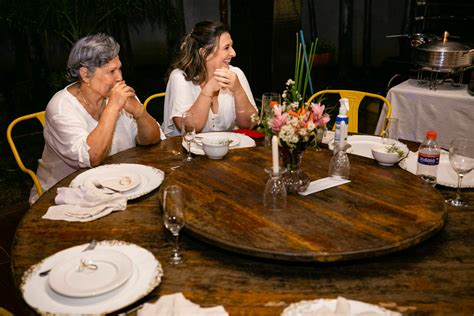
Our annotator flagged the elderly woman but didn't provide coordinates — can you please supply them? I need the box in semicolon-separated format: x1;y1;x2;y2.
162;20;258;136
30;33;162;204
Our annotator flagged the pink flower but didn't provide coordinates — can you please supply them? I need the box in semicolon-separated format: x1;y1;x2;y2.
311;102;330;127
270;106;288;133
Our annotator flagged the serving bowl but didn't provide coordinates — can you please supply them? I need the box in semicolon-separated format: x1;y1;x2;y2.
371;143;407;166
202;137;230;160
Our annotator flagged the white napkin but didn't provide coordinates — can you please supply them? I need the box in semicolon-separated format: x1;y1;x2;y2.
299;177;351;196
42;187;127;222
138;292;228;316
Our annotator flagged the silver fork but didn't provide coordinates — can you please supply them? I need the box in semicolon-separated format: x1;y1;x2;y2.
93;181;121;193
39;239;98;277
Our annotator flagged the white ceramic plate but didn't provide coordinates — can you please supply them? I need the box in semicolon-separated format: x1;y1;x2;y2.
399;151;474;188
282;297;401;316
329;135;408;160
48;249;133;298
70;164;164;200
21;240;163;315
182;132;256;155
97;173;141;193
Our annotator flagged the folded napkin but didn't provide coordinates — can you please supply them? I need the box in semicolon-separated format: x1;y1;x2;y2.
232;129;265;139
42;187;127;222
282;296;401;316
138;292;228;316
299;177;351;196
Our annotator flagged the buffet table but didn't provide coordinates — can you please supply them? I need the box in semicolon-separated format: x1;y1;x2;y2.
379;79;473;149
10;137;474;315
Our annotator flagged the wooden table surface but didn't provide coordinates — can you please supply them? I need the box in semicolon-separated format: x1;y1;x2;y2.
11;136;474;315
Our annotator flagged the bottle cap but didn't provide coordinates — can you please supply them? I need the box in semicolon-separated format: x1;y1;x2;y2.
426;130;437;139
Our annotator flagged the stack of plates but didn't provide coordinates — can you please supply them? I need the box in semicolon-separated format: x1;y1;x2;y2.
21;240;163;314
70;163;165;200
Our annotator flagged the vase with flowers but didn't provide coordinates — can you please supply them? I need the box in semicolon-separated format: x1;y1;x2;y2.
260;33;330;193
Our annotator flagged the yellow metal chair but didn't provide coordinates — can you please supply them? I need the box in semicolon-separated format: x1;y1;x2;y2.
6;111;45;197
307;90;392;135
143;92;165;110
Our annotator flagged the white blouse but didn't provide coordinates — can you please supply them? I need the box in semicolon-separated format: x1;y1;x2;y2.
30;84;140;204
162;66;256;136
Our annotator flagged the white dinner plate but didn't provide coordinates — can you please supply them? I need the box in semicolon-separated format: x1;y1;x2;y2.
48;249;133;298
70;163;164;200
282;297;401;316
399;150;474;188
182;132;256;155
329;135;407;160
21;240;163;315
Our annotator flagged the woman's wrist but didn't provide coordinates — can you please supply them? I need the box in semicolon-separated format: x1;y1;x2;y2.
200;90;213;98
134;106;146;120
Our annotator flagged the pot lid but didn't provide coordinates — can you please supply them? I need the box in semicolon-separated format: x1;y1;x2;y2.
417;31;471;53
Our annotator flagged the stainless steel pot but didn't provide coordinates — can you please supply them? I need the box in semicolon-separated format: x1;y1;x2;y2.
415;31;473;69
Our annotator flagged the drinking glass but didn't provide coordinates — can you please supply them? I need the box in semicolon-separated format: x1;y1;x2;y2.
381;118;399;145
263;167;287;211
329;142;350;179
182;112;196;162
163;185;185;264
260;92;281;146
445;139;474;207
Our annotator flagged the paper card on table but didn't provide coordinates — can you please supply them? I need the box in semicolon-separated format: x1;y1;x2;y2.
299;177;350;196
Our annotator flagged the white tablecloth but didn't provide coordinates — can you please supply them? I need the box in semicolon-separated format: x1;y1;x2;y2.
378;79;474;148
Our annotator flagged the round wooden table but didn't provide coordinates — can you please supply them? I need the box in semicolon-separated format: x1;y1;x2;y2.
11;136;473;315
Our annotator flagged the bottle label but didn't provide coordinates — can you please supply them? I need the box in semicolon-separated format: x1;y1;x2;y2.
418;152;440;165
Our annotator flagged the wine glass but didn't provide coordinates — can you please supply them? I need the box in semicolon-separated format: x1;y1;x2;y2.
181;112;195;162
381;118;399;145
260;92;281;146
445;139;474;207
163;185;185;264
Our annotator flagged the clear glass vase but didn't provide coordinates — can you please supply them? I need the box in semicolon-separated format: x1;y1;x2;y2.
280;147;311;194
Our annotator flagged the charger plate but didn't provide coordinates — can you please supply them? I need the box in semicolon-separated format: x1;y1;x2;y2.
21;240;163;315
70;163;164;199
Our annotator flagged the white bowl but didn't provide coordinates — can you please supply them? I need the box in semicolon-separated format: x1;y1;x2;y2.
371;143;406;166
202;137;230;160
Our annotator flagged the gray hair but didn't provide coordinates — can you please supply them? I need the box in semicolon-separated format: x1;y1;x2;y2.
66;33;120;82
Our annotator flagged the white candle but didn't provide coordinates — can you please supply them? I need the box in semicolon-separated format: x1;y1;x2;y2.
272;135;279;174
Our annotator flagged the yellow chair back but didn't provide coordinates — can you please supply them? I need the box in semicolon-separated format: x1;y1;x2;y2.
307;90;392;135
6;111;45;197
143;92;166;110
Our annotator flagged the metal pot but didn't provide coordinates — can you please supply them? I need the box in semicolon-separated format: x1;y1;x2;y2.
415;31;473;70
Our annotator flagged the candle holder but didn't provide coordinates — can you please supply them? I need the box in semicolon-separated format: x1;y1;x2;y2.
263;167;287;211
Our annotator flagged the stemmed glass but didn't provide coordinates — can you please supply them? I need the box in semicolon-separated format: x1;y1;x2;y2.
445;139;474;207
260;92;281;146
182;112;196;162
163;185;185;264
381;118;399;145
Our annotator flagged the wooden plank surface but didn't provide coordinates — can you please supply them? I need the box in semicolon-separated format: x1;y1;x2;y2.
10;137;474;315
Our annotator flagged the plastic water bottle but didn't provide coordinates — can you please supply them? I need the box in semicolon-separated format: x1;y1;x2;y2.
416;131;440;185
334;98;349;147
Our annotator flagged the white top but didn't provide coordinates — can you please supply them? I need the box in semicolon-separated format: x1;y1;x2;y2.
162;66;256;136
30;85;142;204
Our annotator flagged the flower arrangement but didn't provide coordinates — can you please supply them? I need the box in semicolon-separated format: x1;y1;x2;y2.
261;33;330;151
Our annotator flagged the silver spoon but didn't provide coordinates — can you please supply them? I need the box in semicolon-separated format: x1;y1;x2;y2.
39;239;98;277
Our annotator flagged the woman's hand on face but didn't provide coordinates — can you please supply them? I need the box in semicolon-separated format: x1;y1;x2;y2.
108;81;136;111
214;68;241;92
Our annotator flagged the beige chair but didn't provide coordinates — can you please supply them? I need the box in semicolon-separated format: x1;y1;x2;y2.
307;89;392;135
6;111;45;197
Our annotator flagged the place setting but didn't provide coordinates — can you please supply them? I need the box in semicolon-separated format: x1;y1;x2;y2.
180;111;256;158
20;240;163;314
